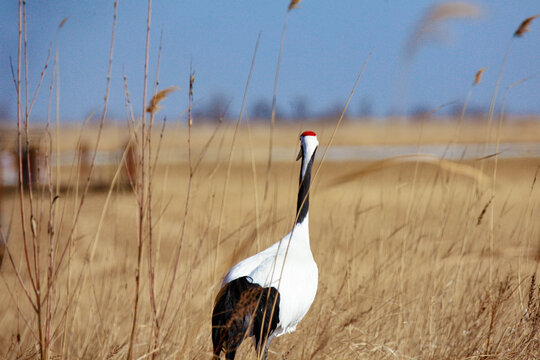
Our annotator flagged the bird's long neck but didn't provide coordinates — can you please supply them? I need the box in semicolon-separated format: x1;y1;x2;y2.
296;150;315;225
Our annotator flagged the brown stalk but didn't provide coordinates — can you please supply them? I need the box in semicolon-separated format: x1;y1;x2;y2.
147;29;166;358
50;0;118;295
446;67;485;160
123;70;137;135
39;114;92;305
27;46;52;123
214;33;261;280
22;2;41;304
1;272;39;342
48;125;138;352
488;75;535;294
41;20;67;357
127;0;151;358
479;13;538;174
157;69;206;332
16;0;36;303
159;70;195;325
15;1;46;358
264;11;290;201
22;1;118;357
245;114;262;252
477;196;494;225
1;229;37;312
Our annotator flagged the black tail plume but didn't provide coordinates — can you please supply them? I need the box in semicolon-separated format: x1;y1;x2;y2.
212;277;280;359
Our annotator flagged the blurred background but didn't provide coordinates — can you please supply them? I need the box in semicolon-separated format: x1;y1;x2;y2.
0;0;539;122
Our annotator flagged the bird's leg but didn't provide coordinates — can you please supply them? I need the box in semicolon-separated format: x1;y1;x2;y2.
225;349;236;360
260;334;275;360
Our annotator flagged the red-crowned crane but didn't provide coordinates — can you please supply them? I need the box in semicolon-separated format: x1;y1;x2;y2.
212;131;319;359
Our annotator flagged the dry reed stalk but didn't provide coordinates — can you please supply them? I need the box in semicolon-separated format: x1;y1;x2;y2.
127;0;151;357
41;19;69;356
123;71;137;134
245;114;262;252
145;31;172;355
48;1;118;304
27;47;51;122
158;125;225;349
150;115;168;262
86;131;139;260
42;2;118;357
158;69;197;352
16;0;36;308
158;73;195;326
15;1;47;357
0;228;36;313
477;196;494;225
0;163;2;270
0;237;4;270
57;119;92;358
446;67;485;159
264;9;292;201
3;0;117;357
328;154;489;187
479;34;511;284
214;34;261;280
478;13;539;174
0;265;39;341
146;31;171;357
491;76;535;306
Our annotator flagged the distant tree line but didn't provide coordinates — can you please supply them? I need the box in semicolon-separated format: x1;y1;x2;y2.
191;93;377;122
191;92;493;123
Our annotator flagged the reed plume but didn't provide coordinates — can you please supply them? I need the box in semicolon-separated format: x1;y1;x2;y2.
145;86;178;114
473;67;486;86
405;1;482;58
58;17;68;29
514;14;540;37
288;0;302;11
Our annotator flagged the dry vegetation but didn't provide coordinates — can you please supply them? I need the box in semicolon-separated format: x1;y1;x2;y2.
2;1;540;359
1;122;540;359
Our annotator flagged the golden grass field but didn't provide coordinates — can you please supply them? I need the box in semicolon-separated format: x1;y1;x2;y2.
1;120;539;359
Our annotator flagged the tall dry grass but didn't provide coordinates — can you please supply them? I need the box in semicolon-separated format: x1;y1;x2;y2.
1;123;540;359
1;1;540;359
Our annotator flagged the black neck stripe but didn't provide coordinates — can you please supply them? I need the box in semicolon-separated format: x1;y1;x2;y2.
296;149;315;224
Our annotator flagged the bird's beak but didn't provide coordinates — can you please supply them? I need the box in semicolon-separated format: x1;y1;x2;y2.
296;148;303;161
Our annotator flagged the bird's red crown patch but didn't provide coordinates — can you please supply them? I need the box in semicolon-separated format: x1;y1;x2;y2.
301;130;317;137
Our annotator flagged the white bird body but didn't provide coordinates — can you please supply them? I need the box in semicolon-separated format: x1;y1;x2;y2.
223;215;318;336
212;131;319;359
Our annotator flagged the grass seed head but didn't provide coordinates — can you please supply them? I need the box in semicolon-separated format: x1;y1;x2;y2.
406;1;482;58
473;67;486;85
515;14;540;37
288;0;302;11
58;17;69;29
146;86;179;114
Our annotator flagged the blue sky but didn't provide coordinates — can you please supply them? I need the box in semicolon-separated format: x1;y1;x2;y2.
1;0;539;121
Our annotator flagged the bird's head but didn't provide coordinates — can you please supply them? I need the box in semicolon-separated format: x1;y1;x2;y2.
296;130;319;162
